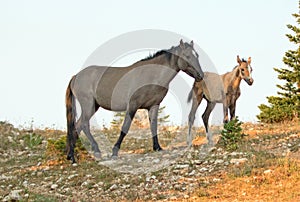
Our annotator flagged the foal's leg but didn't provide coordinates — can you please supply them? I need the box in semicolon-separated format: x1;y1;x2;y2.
187;94;202;147
202;102;216;145
76;102;101;159
112;109;137;157
148;105;162;151
229;101;237;120
223;100;229;123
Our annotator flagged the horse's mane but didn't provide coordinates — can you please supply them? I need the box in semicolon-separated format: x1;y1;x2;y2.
139;47;174;62
134;42;192;64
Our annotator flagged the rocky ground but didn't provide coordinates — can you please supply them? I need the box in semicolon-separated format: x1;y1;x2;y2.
0;121;300;201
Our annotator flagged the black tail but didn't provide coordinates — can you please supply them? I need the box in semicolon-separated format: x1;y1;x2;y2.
66;75;77;163
187;89;193;103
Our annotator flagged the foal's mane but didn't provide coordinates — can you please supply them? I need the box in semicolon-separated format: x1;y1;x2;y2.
232;58;247;70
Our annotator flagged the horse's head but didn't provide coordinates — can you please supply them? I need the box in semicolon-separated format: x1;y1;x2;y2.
237;55;254;86
176;39;204;81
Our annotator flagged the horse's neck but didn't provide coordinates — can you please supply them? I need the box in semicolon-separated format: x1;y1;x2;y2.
131;54;179;83
225;67;242;91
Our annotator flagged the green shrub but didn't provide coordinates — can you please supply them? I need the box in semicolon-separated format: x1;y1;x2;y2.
257;96;299;123
24;133;43;149
218;117;244;151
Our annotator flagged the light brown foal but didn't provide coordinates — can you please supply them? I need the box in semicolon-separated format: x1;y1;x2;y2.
187;55;253;146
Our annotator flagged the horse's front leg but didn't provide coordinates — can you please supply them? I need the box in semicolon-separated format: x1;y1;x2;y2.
148;105;162;151
112;109;136;157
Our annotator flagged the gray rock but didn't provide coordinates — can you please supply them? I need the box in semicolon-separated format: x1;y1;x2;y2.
51;184;58;190
214;159;224;164
109;184;118;191
10;189;22;201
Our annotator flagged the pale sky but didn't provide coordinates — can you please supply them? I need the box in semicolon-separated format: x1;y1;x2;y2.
0;1;297;129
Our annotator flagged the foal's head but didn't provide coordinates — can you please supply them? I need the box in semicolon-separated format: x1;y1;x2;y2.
236;55;254;85
176;39;204;81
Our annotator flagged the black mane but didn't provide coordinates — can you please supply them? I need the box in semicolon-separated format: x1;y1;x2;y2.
140;50;170;62
138;45;181;63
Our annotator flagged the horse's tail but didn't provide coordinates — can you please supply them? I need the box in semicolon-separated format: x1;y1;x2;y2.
187;89;193;103
66;75;78;163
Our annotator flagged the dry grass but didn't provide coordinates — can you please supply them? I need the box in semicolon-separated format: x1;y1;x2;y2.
192;158;300;201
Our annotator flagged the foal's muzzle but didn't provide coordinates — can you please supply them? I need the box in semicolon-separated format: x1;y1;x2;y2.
244;77;254;86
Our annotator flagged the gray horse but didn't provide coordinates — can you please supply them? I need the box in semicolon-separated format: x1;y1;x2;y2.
65;40;204;163
187;56;253;146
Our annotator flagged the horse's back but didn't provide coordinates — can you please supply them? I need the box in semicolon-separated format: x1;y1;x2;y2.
71;66;108;97
195;72;224;103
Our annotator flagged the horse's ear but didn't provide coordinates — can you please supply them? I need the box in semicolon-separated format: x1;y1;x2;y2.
248;57;252;64
190;40;194;47
237;55;242;65
180;39;185;49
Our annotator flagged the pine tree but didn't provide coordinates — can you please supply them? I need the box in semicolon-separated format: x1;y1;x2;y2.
257;2;300;123
110;106;169;128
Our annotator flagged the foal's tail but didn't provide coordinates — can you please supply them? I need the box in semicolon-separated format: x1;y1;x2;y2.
65;75;78;163
187;89;193;103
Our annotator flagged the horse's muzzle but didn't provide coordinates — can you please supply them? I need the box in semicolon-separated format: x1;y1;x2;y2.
195;72;204;82
245;77;254;86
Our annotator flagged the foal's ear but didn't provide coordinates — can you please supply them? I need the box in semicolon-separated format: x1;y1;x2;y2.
190;40;194;47
180;39;185;49
237;55;242;65
248;57;252;64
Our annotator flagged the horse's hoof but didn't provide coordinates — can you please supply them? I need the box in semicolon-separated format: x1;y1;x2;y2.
112;146;119;157
154;147;163;151
111;155;118;160
94;152;102;160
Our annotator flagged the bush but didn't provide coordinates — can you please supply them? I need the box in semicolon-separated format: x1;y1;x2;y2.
257;96;299;123
218;117;244;151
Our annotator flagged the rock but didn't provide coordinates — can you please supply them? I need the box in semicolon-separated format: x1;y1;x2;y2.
152;159;160;164
264;169;273;174
230;151;239;156
146;175;156;182
193;160;202;165
230;158;248;165
109;184;118;191
51;184;58;190
37;172;43;177
81;181;89;187
174;164;189;169
10;190;22;201
68;174;78;180
7;136;14;143
214;159;224;164
184;194;189;199
23;180;28;187
188;170;196;176
199;167;208;172
2;195;10;202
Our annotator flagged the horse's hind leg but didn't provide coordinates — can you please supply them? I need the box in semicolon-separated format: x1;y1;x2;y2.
202;102;216;145
112;109;137;157
76;101;101;159
188;94;202;147
148;105;162;151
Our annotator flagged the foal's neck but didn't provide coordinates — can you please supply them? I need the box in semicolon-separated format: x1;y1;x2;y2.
229;67;242;90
